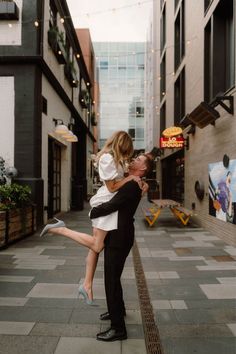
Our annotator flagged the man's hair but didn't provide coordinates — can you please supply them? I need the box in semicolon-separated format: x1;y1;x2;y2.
143;153;154;176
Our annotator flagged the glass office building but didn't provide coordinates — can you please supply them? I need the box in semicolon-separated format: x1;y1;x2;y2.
94;42;145;150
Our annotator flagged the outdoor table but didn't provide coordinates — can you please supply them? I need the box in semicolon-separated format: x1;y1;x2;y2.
142;199;193;226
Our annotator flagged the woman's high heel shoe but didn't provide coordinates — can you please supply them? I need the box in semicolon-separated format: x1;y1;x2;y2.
39;218;65;237
78;285;94;305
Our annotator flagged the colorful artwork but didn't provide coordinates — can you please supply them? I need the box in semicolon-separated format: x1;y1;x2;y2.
209;159;236;224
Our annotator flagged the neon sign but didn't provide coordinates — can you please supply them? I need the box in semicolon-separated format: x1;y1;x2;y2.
160;136;185;148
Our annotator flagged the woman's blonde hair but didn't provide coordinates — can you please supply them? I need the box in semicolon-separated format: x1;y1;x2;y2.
97;131;133;167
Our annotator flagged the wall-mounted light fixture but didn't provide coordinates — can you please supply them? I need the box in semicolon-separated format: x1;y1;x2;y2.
53;118;78;143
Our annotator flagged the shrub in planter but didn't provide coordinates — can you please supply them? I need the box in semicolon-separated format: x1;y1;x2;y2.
0;183;31;210
0;184;36;248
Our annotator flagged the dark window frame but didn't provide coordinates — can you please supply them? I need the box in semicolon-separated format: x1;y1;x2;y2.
160;102;166;134
204;0;235;102
174;0;185;71
160;53;166;101
174;68;185;125
160;3;166;53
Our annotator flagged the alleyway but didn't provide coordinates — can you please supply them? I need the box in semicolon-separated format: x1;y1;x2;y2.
0;201;235;354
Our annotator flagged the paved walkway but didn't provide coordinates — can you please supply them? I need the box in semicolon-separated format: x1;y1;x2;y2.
0;201;236;354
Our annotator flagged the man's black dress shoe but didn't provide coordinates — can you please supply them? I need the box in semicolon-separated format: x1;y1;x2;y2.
100;311;126;321
96;328;127;342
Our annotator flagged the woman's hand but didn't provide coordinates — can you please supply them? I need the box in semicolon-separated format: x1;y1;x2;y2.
126;175;142;189
141;181;149;196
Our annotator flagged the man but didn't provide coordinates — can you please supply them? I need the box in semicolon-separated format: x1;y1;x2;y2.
90;154;153;342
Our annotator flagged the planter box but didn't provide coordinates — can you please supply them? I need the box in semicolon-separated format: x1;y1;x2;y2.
48;29;67;65
64;64;78;87
0;1;19;20
0;205;36;249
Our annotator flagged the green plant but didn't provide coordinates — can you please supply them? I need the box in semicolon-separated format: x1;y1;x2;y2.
0;183;31;210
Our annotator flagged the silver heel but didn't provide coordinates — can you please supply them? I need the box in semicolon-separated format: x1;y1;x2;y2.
78;285;95;305
39;218;65;237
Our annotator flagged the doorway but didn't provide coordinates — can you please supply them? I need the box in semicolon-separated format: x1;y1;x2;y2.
162;150;184;203
48;138;61;218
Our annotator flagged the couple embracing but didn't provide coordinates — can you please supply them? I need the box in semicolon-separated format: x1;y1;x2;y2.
40;131;153;341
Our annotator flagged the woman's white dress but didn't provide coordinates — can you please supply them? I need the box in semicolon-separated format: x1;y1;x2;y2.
89;153;124;231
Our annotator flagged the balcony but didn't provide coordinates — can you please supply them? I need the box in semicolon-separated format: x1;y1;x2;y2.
48;26;67;65
0;1;19;20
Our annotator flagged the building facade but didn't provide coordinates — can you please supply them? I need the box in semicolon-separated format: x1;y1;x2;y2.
146;0;235;244
94;42;145;150
76;28;100;196
0;0;96;225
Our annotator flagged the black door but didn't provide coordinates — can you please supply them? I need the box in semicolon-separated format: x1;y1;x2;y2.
48;138;61;218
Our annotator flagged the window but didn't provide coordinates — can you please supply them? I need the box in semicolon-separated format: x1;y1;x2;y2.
160;0;165;9
160;4;166;52
49;0;57;27
128;128;135;138
100;61;108;69
174;0;185;70
160;53;166;101
175;0;180;9
204;0;211;13
136;106;144;116
204;0;234;102
160;103;166;134
42;96;47;115
174;68;185;125
136;128;144;139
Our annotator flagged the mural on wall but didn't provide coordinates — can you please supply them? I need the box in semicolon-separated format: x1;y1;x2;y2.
209;159;236;224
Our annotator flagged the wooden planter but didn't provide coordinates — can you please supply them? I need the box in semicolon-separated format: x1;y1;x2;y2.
0;205;36;249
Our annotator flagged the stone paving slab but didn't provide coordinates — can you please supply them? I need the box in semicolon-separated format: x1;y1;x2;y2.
0;202;235;354
0;335;59;354
162;337;236;354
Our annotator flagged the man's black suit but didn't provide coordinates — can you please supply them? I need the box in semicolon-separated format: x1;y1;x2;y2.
90;180;142;332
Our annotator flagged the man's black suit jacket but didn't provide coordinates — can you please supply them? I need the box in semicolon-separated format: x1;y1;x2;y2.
90;180;142;248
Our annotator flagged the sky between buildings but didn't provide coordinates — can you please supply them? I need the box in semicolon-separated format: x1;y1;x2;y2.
67;0;153;42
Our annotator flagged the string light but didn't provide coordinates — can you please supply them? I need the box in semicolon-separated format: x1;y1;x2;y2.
60;17;65;23
76;54;80;58
34;20;39;27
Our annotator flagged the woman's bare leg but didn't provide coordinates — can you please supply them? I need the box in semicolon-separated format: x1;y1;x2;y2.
82;249;99;301
49;227;107;253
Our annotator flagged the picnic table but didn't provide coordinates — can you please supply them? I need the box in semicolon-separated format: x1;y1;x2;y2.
142;199;193;226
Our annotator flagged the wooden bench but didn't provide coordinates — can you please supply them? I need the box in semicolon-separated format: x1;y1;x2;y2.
142;206;161;227
170;205;193;226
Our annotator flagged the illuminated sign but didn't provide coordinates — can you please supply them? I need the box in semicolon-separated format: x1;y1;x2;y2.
160;136;185;148
162;126;183;138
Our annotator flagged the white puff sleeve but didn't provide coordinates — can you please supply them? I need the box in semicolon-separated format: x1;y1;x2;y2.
98;153;118;181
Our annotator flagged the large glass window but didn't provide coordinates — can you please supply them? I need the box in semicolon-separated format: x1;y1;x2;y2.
160;53;166;101
174;0;185;70
160;4;166;53
204;0;234;102
160;102;166;134
174;68;185;125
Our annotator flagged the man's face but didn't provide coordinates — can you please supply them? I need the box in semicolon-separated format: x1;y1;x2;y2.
129;155;147;175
